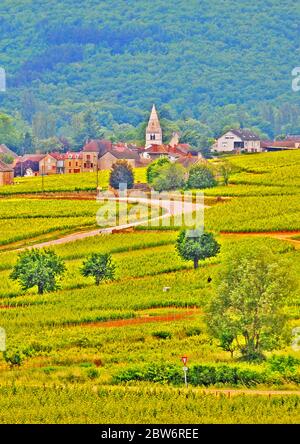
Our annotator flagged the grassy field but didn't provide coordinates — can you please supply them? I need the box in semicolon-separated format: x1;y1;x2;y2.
0;151;300;423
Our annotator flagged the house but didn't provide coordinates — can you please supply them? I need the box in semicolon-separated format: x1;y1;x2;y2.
145;105;163;147
14;154;45;177
261;140;300;151
213;129;262;153
39;154;59;175
0;160;14;186
63;152;82;174
98;148;139;169
82;140;113;172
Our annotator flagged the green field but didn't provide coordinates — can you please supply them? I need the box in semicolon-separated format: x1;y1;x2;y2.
0;151;300;423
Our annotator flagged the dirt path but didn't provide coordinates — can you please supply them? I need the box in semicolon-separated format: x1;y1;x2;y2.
19;196;205;250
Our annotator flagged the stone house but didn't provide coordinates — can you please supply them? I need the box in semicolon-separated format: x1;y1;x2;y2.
0;160;14;186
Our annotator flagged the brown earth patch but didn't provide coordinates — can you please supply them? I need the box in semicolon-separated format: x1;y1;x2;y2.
78;309;200;329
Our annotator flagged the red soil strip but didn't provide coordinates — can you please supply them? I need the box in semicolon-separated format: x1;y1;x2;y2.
79;309;200;329
0;305;17;310
221;231;300;237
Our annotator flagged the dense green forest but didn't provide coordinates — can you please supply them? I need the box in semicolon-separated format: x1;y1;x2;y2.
1;0;300;153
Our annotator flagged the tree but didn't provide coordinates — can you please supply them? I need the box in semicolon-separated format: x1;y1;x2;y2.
0;153;13;165
187;164;217;189
81;253;116;286
176;230;220;269
206;248;296;361
152;162;185;192
23;131;34;153
109;160;134;189
146;157;170;184
219;161;232;186
0;113;20;148
10;249;66;295
74;110;104;147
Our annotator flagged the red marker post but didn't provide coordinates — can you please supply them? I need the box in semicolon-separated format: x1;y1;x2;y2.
181;355;188;388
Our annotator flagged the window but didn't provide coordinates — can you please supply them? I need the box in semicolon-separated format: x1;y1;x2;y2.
84;163;86;168
87;155;90;160
75;162;78;167
150;134;156;141
69;162;71;167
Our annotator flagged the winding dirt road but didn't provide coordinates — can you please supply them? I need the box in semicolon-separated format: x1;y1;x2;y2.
24;196;205;249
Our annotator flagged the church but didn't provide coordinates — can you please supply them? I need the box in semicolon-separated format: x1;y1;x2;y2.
143;105;198;166
145;105;163;148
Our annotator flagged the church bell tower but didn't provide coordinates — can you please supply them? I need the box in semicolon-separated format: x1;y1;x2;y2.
145;105;163;147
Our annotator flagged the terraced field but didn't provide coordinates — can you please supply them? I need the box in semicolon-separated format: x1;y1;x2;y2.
0;151;300;423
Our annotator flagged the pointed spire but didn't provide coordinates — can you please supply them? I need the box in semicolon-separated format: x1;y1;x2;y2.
146;104;162;133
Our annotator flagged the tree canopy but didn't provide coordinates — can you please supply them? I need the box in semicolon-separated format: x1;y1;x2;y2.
206;247;297;361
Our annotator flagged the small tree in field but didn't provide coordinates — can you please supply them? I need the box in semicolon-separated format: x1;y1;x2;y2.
10;249;65;295
219;161;232;186
206;248;296;361
152;162;185;192
81;253;116;286
176;230;220;269
146;157;170;184
187;164;217;189
109;160;134;190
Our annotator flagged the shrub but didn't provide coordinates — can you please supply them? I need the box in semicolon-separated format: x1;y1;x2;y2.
86;368;100;379
268;355;300;374
185;327;202;337
152;331;172;340
3;348;24;368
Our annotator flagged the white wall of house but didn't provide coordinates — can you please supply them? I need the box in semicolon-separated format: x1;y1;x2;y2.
215;131;242;152
213;131;262;153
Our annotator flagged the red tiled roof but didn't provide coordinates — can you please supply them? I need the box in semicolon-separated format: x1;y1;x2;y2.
83;139;113;154
261;140;297;148
145;144;169;154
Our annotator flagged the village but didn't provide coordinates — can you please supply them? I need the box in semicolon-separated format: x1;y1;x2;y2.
1;105;300;187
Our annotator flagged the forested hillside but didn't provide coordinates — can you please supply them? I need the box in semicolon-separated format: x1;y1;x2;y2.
1;0;300;152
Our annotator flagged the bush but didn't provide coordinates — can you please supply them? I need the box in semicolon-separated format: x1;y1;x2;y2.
152;331;172;340
3;348;24;368
114;363;266;387
86;368;100;379
185;327;202;337
187;164;217;189
268;355;300;374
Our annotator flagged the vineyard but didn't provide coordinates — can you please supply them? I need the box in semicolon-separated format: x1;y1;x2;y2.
0;151;300;423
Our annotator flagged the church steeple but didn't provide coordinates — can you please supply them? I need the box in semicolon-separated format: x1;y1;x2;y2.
145;104;163;147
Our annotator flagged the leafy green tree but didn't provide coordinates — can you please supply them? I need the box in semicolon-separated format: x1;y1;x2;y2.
187;164;217;189
81;253;116;286
0;113;20;148
206;248;296;361
146;157;170;184
176;230;220;269
0;153;13;164
23;131;34;153
109;160;134;189
10;249;66;295
152;162;185;192
219;161;232;186
74;110;104;147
